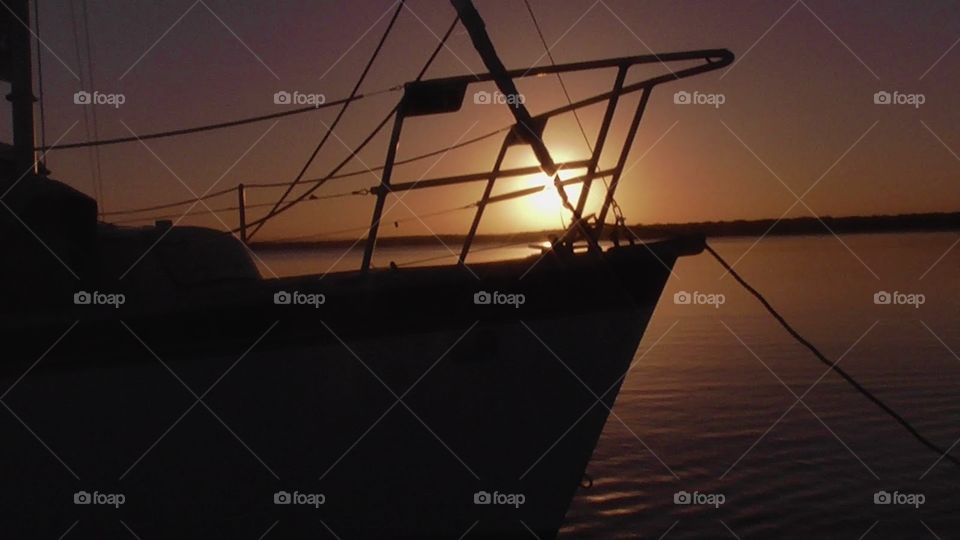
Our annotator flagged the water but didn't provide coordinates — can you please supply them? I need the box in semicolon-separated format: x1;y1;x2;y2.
255;233;960;538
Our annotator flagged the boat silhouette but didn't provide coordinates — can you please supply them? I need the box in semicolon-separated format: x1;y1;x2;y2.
0;0;732;537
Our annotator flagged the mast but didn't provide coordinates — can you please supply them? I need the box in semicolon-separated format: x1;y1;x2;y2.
0;0;37;178
450;0;557;177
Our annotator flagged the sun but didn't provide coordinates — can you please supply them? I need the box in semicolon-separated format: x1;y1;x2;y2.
524;167;585;225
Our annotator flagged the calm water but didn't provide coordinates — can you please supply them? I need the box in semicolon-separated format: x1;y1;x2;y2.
256;233;960;539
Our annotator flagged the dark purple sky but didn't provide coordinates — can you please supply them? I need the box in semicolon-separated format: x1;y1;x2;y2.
6;0;960;240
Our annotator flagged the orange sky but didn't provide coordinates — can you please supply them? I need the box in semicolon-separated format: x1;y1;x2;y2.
5;0;960;241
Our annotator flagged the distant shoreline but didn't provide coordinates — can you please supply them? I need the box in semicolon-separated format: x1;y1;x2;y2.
249;211;960;250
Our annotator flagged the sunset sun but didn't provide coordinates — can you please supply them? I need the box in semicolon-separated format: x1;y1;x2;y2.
521;165;586;227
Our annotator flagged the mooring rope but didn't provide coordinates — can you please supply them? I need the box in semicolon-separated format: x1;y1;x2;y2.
704;242;960;470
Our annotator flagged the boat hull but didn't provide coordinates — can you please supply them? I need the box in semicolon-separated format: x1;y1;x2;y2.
0;239;700;538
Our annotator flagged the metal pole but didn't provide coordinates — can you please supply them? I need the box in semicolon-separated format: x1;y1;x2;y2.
450;0;558;176
574;66;628;218
238;183;247;245
459;138;510;264
361;110;405;272
596;87;652;236
375;159;591;195
3;0;36;178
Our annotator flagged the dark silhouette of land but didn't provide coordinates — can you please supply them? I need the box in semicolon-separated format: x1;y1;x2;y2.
250;211;960;250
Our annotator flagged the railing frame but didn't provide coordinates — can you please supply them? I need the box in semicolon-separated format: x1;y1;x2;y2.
358;49;734;270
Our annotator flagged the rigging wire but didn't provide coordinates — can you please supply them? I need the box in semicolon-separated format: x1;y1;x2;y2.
522;0;592;154
237;14;462;237
100;185;236;216
237;104;396;235
521;0;626;224
108;188;369;225
100;125;506;218
80;0;105;212
250;0;408;241
42;10;458;156
36;86;402;151
32;0;47;171
247;125;505;186
68;0;102;209
705;243;960;471
390;203;474;225
258;202;474;245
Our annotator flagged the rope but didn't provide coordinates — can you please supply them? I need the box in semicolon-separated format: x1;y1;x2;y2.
252;0;407;240
239;13;461;238
100;125;506;219
522;0;592;154
68;0;102;208
248;201;474;245
80;0;104;211
244;125;506;186
37;87;400;151
100;186;236;216
522;0;624;224
392;203;474;224
109;189;367;225
705;242;960;470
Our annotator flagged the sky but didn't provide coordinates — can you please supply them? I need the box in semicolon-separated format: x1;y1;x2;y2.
5;0;960;241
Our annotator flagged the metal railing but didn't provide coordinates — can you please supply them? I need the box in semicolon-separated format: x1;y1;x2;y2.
359;49;734;270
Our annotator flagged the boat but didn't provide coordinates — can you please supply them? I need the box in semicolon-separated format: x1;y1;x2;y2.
0;0;732;537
